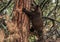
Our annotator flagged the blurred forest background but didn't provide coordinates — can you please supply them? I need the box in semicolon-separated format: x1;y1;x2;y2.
0;0;60;42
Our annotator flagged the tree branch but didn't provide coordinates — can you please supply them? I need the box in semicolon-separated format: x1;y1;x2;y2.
0;0;12;13
47;0;58;16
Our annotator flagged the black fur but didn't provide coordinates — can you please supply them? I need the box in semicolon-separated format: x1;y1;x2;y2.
22;6;43;34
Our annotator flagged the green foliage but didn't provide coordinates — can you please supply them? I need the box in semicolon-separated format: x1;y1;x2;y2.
29;35;36;42
0;0;14;35
0;0;60;41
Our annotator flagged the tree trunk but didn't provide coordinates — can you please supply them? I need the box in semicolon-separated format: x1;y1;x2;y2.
12;0;43;42
12;0;31;42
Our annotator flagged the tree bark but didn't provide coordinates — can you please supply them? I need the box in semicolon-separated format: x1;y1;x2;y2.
12;0;31;42
12;0;43;42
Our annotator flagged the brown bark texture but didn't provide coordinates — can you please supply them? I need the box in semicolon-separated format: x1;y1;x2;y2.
12;0;31;42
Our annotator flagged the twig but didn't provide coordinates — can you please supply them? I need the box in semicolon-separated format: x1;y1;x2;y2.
0;0;12;13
